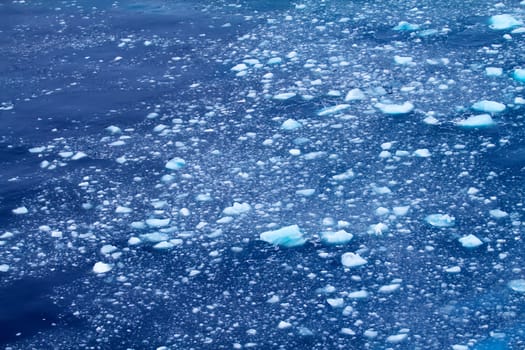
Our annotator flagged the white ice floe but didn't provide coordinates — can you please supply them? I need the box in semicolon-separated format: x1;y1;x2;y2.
394;55;413;65
100;245;117;255
93;262;112;274
508;279;525;292
321;230;353;245
231;63;248;72
456;114;495;128
140;232;170;243
413;148;431;157
375;102;414;115
393;21;420;31
153;241;175;250
0;264;10;272
223;202;251;215
165;157;186;170
71;151;87;160
317;104;350;116
514;68;525;83
260;225;306;247
393;206;410;216
332;169;354;181
459;234;483;248
471;100;506;113
489;209;508;219
344;88;365;101
347;290;369;299
296;188;315;196
386;333;408;343
341;252;367;267
445;266;461;273
273;92;296;100
278;321;292;329
12;206;28;215
281;119;302;131
326;298;344;308
425;214;455;227
489;14;523;30
378;284;401;293
485;67;503;76
145;218;171;228
368;223;388;235
115;206;133;214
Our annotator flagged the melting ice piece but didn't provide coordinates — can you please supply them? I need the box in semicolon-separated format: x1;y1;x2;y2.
425;214;455;227
375;102;414;115
386;333;408;343
347;290;369;299
341;252;367;267
321;230;354;245
231;63;248;72
485;67;503;76
223;202;251;215
456;114;495;128
489;209;508;219
93;262;112;274
273;92;296;100
145;218;171;228
378;284;401;293
394;55;413;65
317;104;350;116
471;100;505;113
281;119;302;131
413;149;431;157
260;225;306;247
508;279;525;293
513;69;525;83
332;169;354;181
296;188;315;196
459;234;483;248
165;157;186;170
489;14;523;30
393;21;420;31
140;232;170;242
344;88;365;101
12;206;28;215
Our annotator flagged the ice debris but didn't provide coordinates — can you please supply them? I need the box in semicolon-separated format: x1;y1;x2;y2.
508;279;525;293
273;92;296;100
93;262;112;274
165;157;186;170
393;21;420;31
456;114;495;128
386;333;408;343
489;209;508;219
459;234;483;248
145;218;171;228
485;67;503;77
489;14;523;30
260;225;306;247
471;100;505;113
425;214;455;227
341;252;367;268
344;88;365;101
317;104;350;116
513;68;525;83
375;102;414;115
223;202;251;215
281;119;302;131
320;230;353;245
12;206;28;215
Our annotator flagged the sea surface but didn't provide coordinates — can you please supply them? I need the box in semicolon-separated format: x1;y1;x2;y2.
1;1;525;349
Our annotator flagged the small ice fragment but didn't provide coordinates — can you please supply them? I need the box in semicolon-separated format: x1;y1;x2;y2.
165;157;186;170
489;14;523;30
394;55;413;65
340;328;355;336
106;125;121;134
513;69;525;83
423;116;440;125
508;279;525;292
267;57;282;65
153;241;175;250
140;232;170;243
490;209;508;219
414;148;431;157
12;206;28;215
317;104;350;116
332;169;354;181
93;262;112;274
296;188;315;196
128;237;141;245
29;146;46;153
273;92;296;100
100;245;117;255
145;218;171;228
393;21;420;31
303;151;326;160
445;266;461;273
344;88;365;101
223;202;251;215
115;206;133;214
471;100;506;113
71;152;87;160
0;264;10;272
452;345;469;350
321;230;353;245
260;225;306;247
485;67;503;76
231;63;248;72
278;321;292;329
379;284;400;293
347;290;369;299
425;214;455;227
393;206;410;216
341;252;367;267
364;330;378;338
459;234;483;248
386;333;408;343
456;114;495;128
375;102;414;115
327;298;344;308
281;119;302;131
368;223;388;235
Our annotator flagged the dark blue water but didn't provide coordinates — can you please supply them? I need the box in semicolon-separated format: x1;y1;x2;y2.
2;0;525;349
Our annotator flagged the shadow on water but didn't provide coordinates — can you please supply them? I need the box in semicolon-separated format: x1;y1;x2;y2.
0;269;85;345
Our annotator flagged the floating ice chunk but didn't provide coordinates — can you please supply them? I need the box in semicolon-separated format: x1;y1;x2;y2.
71;152;87;160
386;333;408;343
452;345;469;350
445;266;461;273
364;330;378;338
379;283;401;293
375;207;389;216
341;252;367;267
165;157;186;170
0;263;10;273
394;55;413;65
425;214;455;227
344;88;365;101
12;206;28;215
153;241;175;250
485;67;503;76
368;223;388;235
513;68;525;83
106;125;121;134
303;151;326;160
489;14;523;30
332;169;354;181
423;116;440;125
223;202;251;215
231;63;248;72
140;232;170;243
393;206;410;216
260;225;306;247
29;146;46;153
115;206;133;214
489;209;508;219
321;230;353;245
456;114;495;128
128;237;141;245
327;298;344;308
373;186;391;195
375;102;414;115
145;218;171;228
296;188;315;196
267;57;282;65
317;104;350;116
93;262;112;274
278;321;292;329
281;119;302;131
100;245;117;255
347;290;369;299
414;149;431;157
273;92;296;100
508;279;525;292
340;328;355;336
471;100;506;113
393;21;420;31
459;234;483;248
327;90;341;97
